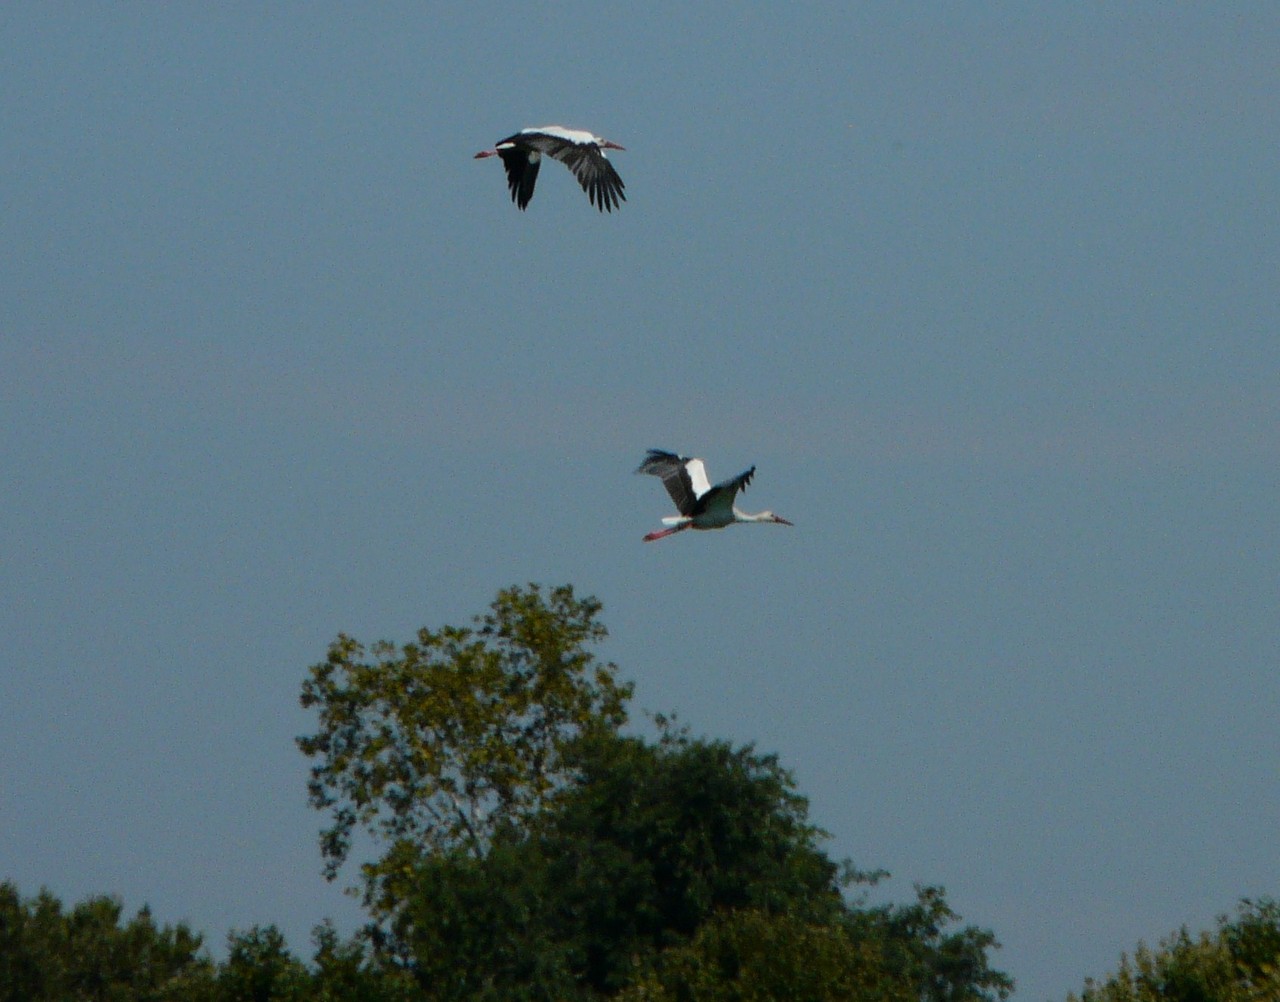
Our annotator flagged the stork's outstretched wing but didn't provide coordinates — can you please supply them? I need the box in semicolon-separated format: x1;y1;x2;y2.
636;449;711;516
549;142;626;212
497;146;541;209
694;466;755;519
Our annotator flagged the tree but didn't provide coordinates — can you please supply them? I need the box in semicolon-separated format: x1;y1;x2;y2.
297;583;633;908
389;726;849;999
297;584;1012;1000
390;839;587;1001
617;908;917;1002
541;726;850;987
1220;898;1280;991
216;926;310;1002
308;921;417;1002
0;881;215;1002
1069;899;1280;1002
0;882;430;1002
852;883;1013;1002
388;726;1012;1001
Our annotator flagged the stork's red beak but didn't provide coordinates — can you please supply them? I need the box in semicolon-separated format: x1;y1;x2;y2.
774;515;794;526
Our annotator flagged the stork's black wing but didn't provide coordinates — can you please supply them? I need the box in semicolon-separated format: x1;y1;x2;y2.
693;467;755;517
637;449;701;516
550;144;626;212
498;146;541;210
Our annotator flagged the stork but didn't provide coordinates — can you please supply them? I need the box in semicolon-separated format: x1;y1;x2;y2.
474;126;626;212
637;449;794;542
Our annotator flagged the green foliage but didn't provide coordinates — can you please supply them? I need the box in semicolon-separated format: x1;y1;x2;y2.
392;840;587;1001
0;881;214;1002
0;883;426;1002
385;726;1011;1001
217;926;310;1002
541;727;849;981
851;883;1013;1002
309;920;418;1002
390;727;848;997
293;585;1014;1000
210;923;418;1002
389;726;849;998
1220;899;1280;990
617;908;917;1002
297;583;633;904
1069;899;1280;1002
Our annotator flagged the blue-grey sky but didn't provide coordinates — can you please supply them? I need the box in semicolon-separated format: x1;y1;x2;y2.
3;6;1277;999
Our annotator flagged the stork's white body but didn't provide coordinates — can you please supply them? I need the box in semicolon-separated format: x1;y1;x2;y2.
636;449;793;542
474;125;626;212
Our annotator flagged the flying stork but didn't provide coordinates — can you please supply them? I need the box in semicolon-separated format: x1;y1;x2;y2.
637;449;794;542
474;126;626;212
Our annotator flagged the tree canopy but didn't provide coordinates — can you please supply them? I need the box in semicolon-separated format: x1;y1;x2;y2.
1069;899;1280;1002
616;908;916;1002
0;882;414;1002
0;881;210;1002
391;726;858;997
296;584;1015;999
297;583;632;903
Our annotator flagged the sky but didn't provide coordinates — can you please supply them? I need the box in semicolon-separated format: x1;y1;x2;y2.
2;5;1277;999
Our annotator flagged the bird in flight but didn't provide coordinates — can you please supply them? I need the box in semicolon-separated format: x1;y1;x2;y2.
474;126;626;212
636;449;793;542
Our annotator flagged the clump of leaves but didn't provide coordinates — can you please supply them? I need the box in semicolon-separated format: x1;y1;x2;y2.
298;583;631;908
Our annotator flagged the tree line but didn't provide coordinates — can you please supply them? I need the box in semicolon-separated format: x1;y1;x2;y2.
3;584;1274;1000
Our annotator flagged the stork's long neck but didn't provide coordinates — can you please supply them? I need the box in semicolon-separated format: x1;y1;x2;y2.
733;507;772;523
